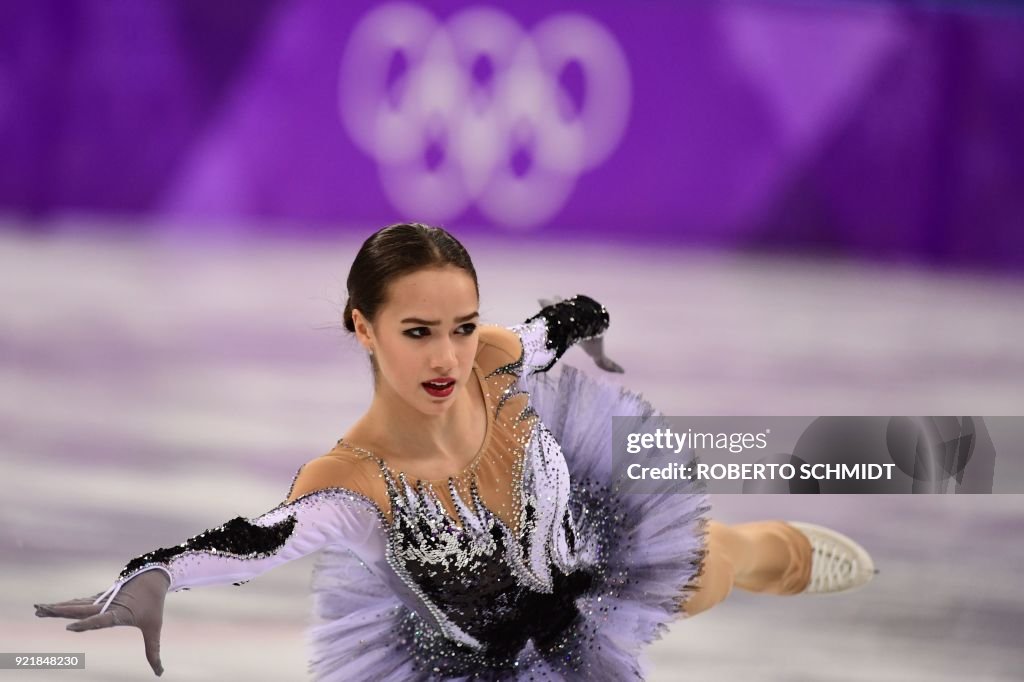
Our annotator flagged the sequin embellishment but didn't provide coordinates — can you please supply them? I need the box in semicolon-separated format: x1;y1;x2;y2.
118;516;298;579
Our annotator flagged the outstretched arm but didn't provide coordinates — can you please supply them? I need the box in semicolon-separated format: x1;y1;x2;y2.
34;458;379;676
512;294;621;375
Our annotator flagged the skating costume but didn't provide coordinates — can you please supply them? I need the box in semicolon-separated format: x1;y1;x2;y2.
93;296;709;680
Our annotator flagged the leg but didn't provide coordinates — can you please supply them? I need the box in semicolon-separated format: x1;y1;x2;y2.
681;520;812;617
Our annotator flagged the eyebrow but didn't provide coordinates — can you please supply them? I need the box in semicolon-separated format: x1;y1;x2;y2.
400;312;480;325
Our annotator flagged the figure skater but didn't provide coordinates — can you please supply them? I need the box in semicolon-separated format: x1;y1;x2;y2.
34;223;876;679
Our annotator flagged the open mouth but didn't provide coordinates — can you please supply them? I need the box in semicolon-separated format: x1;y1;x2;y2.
422;380;455;398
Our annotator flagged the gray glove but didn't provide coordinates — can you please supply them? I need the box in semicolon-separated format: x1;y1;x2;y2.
538;296;624;373
34;569;171;676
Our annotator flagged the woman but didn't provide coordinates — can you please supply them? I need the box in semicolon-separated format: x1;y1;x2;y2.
34;224;876;680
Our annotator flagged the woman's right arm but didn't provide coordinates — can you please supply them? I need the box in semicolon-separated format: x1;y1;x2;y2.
34;456;379;676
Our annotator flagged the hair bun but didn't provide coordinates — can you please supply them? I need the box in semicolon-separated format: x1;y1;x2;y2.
342;297;355;333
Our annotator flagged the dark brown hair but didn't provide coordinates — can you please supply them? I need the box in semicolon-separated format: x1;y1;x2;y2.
343;223;479;333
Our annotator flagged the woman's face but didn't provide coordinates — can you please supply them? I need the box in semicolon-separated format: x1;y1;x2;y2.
355;265;480;417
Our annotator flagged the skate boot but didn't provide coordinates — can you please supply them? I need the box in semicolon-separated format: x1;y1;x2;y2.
788;521;877;595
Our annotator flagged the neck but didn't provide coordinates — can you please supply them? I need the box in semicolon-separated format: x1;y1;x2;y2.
359;374;478;463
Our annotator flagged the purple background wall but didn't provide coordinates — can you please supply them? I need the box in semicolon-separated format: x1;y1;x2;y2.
1;0;1022;268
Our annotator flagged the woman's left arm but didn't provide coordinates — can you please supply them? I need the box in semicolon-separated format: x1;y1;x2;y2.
512;294;622;375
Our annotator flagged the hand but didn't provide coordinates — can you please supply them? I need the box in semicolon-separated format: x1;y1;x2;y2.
34;569;171;676
538;296;624;373
580;336;624;373
537;295;564;309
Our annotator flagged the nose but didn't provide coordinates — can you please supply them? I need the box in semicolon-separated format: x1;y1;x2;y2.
430;337;458;373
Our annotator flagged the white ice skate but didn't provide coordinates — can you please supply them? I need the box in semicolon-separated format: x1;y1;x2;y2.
788;521;877;595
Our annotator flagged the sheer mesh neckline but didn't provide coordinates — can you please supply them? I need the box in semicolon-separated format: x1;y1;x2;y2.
337;363;494;485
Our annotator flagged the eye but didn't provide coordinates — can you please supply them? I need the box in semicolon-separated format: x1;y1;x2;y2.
456;323;478;335
403;327;430;339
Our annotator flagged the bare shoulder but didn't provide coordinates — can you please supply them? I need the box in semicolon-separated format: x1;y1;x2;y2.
476;325;523;374
285;447;377;504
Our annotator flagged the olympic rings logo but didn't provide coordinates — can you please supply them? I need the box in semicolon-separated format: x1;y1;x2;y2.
338;3;632;229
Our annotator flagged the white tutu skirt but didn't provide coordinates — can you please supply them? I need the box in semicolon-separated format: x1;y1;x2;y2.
305;365;709;680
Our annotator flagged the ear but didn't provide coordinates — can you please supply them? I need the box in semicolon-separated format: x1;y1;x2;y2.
351;308;375;352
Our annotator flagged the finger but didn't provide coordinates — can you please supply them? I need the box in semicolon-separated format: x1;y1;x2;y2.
35;593;105;610
36;602;102;619
141;623;164;676
598;357;624;373
66;611;119;632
